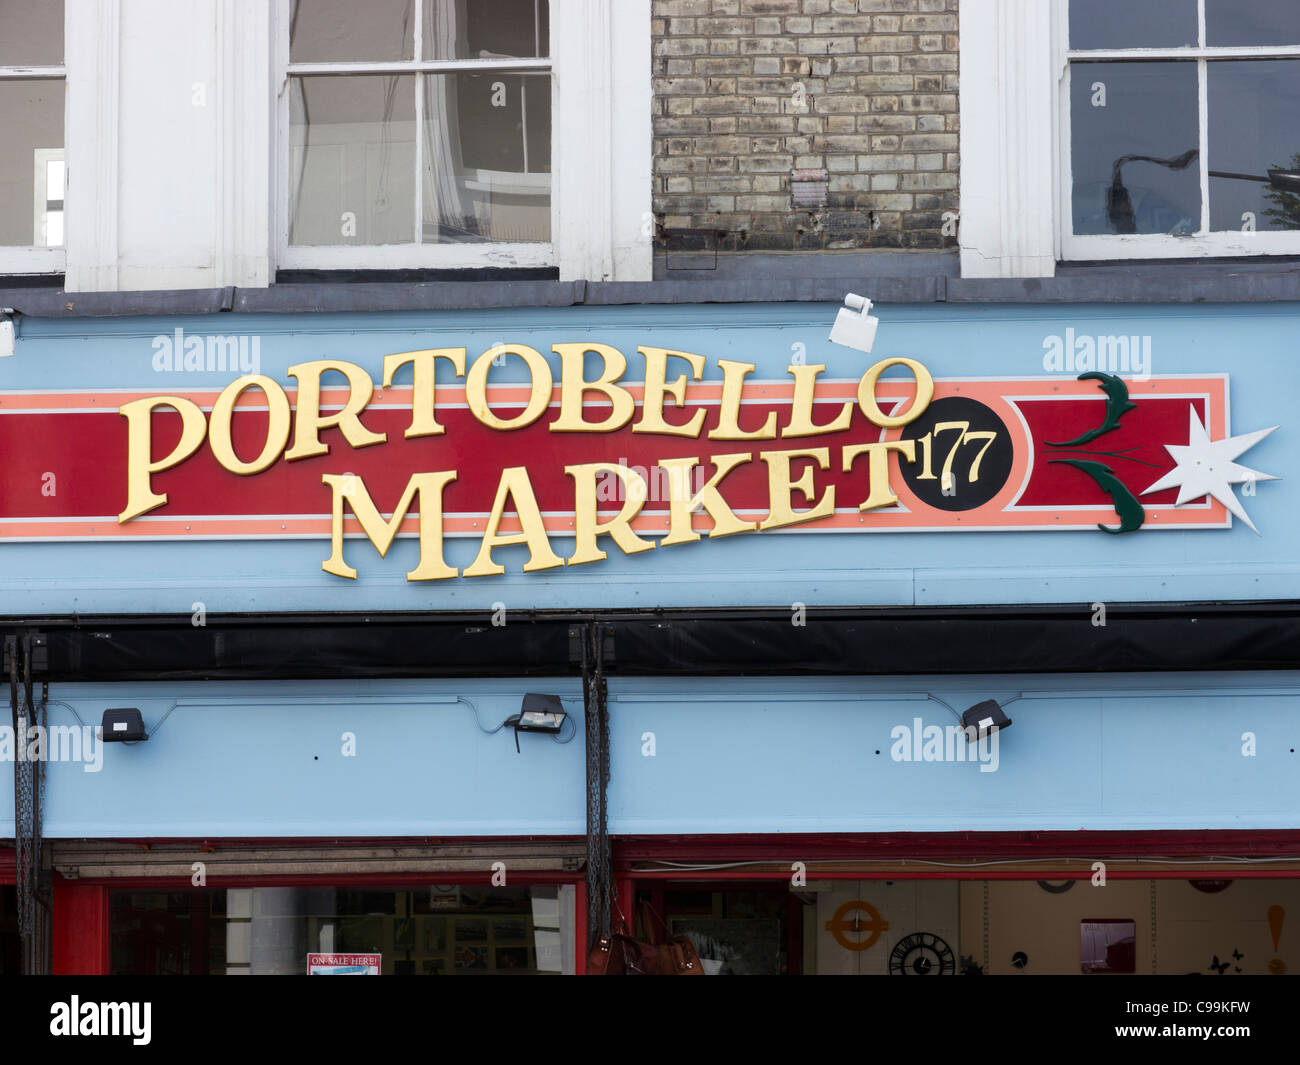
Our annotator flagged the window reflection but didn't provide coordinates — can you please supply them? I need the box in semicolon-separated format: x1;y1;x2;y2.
1206;0;1300;47
1069;0;1197;50
1208;60;1300;231
110;885;576;975
290;0;415;63
0;80;64;247
289;75;417;246
1070;62;1200;235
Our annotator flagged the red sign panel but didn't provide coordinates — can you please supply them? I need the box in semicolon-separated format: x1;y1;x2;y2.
0;373;1230;541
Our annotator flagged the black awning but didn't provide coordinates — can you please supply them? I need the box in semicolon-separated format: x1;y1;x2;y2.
3;601;1300;681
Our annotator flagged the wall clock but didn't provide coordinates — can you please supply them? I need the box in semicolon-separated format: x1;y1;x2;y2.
889;933;956;976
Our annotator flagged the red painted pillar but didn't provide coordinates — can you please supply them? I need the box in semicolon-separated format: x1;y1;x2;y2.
52;877;110;975
615;876;635;933
574;881;588;974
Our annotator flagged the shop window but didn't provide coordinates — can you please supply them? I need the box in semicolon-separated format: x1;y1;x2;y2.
651;888;795;975
0;886;20;975
110;884;577;975
281;0;553;267
0;0;65;274
1065;0;1300;259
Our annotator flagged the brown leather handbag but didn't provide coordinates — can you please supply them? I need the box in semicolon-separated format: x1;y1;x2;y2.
586;902;705;975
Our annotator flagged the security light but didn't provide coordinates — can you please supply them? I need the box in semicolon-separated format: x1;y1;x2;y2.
0;310;14;357
101;707;148;742
504;693;568;752
829;293;879;353
961;699;1012;741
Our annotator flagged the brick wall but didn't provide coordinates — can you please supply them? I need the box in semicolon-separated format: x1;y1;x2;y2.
651;0;959;253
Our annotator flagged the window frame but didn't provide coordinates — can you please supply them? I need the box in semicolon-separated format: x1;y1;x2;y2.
274;0;557;271
958;0;1300;278
1060;0;1300;261
0;38;66;274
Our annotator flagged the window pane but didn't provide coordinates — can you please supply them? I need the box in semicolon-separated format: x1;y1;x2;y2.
422;73;551;242
1070;62;1201;235
290;0;414;62
0;0;63;65
289;75;416;245
0;79;64;247
1069;1;1197;49
1206;1;1300;47
424;0;549;60
1208;60;1300;231
111;886;576;975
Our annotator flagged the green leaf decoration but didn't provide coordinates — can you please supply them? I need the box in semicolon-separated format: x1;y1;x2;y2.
1050;458;1146;534
1045;372;1139;448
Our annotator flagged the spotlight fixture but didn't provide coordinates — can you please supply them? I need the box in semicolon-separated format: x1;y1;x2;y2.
961;699;1012;741
504;693;568;753
828;293;879;353
101;707;148;742
0;309;15;358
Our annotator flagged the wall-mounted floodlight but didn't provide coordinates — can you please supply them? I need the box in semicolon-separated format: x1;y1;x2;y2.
0;310;15;357
101;707;148;742
829;293;879;353
504;693;568;753
961;699;1012;742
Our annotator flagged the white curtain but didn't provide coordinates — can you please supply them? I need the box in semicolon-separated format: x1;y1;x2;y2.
424;1;473;239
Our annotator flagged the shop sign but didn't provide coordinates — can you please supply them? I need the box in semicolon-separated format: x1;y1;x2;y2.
306;953;380;975
0;343;1277;582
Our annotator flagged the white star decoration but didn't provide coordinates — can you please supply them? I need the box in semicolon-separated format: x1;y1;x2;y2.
1142;406;1278;534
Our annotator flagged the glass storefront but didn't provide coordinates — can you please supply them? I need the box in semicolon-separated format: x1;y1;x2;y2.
110;885;576;975
635;877;1300;976
106;876;1299;975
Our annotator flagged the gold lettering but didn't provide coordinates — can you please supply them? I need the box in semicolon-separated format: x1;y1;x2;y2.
118;396;208;522
322;470;460;579
843;440;917;511
633;346;706;437
782;364;852;437
208;375;291;475
711;360;778;441
565;462;657;566
465;344;552;431
550;343;636;433
382;348;466;438
322;471;458;582
759;447;835;530
285;359;385;460
463;466;564;577
657;453;756;546
857;356;934;428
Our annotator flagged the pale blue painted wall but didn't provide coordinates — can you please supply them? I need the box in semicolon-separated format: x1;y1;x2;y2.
0;301;1296;614
4;671;1295;837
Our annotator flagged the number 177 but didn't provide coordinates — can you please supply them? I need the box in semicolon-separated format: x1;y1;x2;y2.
914;421;998;484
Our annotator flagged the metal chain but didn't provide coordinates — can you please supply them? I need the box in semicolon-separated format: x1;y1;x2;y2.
9;636;48;972
595;625;612;940
582;623;613;947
